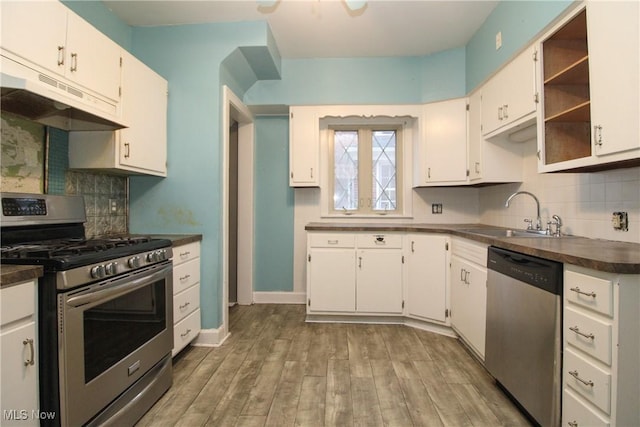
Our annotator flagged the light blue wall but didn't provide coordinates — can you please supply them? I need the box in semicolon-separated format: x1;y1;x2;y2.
465;0;573;92
127;22;274;329
253;116;294;292
244;47;466;106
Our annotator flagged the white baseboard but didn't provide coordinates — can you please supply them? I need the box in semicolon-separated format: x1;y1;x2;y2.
253;291;306;304
192;326;229;348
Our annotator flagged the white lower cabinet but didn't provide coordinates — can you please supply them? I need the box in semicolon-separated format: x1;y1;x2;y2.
405;234;450;323
449;237;488;359
562;265;639;426
306;232;404;315
172;241;201;356
1;280;38;426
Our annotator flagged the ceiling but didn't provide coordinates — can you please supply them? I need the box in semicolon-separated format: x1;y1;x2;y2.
102;0;499;59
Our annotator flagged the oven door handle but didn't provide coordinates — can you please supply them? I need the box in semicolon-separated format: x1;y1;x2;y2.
66;265;172;308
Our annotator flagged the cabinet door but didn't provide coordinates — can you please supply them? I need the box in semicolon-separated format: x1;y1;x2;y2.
289;106;319;187
502;45;538;127
420;98;468;185
450;255;487;358
0;1;68;77
481;75;503;136
588;0;640;157
65;12;121;101
119;52;168;175
1;323;38;426
307;248;355;312
357;249;403;314
467;90;483;182
406;234;448;322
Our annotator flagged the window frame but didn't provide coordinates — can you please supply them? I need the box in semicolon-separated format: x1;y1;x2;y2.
328;125;404;215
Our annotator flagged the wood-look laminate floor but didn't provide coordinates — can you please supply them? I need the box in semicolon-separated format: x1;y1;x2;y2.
138;304;532;427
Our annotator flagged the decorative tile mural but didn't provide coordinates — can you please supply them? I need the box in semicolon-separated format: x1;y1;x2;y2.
1;112;128;238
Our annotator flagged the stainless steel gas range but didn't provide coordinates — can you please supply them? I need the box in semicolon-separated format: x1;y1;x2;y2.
1;193;173;427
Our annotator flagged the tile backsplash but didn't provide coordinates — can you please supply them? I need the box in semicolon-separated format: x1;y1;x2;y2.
65;171;128;238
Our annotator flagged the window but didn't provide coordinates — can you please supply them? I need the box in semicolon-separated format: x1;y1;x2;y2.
330;126;403;215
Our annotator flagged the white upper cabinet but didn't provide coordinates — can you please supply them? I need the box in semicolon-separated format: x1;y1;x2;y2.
414;97;468;186
587;0;639;158
69;51;168;177
1;0;121;102
538;3;639;172
481;45;538;138
289;106;320;187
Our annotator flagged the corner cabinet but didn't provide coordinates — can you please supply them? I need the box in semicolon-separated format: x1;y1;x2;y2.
172;242;201;356
69;51;168;177
414;98;468;186
538;3;640;172
562;265;639;427
0;0;121;103
405;234;450;323
1;280;39;426
449;237;488;359
289;106;320;187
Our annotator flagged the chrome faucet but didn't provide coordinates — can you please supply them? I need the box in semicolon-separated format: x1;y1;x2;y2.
548;214;562;237
505;191;542;230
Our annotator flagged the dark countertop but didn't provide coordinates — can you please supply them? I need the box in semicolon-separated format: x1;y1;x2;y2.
0;265;43;288
135;234;203;248
305;222;640;275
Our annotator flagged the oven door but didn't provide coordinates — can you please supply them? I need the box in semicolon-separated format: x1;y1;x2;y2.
58;261;173;427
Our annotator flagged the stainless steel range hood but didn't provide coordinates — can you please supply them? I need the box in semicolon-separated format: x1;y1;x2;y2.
1;56;127;131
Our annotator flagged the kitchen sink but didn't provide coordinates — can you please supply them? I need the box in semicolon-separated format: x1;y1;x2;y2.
461;228;562;238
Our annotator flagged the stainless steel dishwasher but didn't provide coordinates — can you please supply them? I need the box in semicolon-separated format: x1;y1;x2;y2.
485;246;563;427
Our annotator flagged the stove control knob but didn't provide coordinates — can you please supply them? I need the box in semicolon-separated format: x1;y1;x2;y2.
128;256;141;268
91;265;106;279
147;252;158;263
105;262;118;276
158;249;167;261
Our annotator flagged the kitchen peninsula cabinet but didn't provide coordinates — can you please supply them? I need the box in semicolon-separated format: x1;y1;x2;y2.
562;265;639;426
306;232;403;315
172;242;201;356
538;3;639;172
405;234;449;323
1;280;38;426
289;106;320;187
449;237;488;359
69;51;168;177
1;0;121;102
414;98;468;186
481;45;538;138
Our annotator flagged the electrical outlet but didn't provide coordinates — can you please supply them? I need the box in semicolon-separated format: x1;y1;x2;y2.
496;31;502;50
109;199;118;215
432;203;443;214
612;212;628;231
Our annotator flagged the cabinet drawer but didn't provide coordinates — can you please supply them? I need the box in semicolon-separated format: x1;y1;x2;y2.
356;233;402;249
309;233;355;248
173;308;200;356
1;281;35;326
565;269;613;317
173;242;200;266
564;349;611;414
565;307;612;365
173;284;200;324
452;237;488;266
173;258;200;294
563;388;610;427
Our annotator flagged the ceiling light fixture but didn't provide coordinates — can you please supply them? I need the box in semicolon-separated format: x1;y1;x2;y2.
257;0;368;14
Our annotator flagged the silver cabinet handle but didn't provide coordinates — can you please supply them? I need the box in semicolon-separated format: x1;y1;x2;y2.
179;302;191;310
179;274;191;281
57;46;65;66
180;251;191;258
180;329;192;338
310;168;313;179
70;52;78;72
358;256;362;269
569;287;596;298
503;104;509;119
124;142;131;158
327;239;339;245
460;268;466;282
23;338;35;366
568;370;594;387
374;235;385;245
475;162;480;173
569;326;595;340
498;106;503;121
411;241;415;253
427;167;431;179
465;270;470;285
